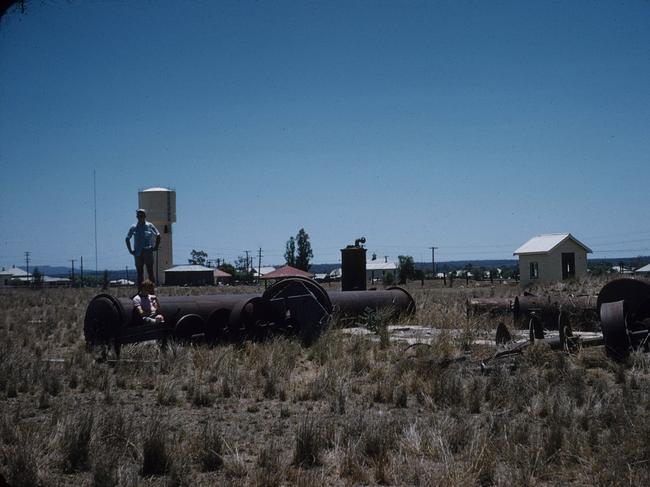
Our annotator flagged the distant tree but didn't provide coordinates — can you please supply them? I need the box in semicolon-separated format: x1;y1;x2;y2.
384;272;395;286
0;1;26;24
295;228;313;271
235;256;254;283
397;255;415;284
102;269;109;290
218;262;236;277
32;267;43;288
284;237;296;267
188;249;208;266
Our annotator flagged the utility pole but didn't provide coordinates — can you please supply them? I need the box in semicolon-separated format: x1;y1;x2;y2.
80;256;84;287
429;246;438;279
257;247;263;284
93;169;98;281
70;259;76;287
125;266;129;282
24;251;30;276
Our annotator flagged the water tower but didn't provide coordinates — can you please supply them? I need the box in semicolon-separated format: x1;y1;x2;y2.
138;187;176;284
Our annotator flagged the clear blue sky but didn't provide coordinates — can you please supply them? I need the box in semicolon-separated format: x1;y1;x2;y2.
1;0;649;271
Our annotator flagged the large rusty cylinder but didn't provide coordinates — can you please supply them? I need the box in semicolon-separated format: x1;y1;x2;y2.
84;293;261;347
328;286;415;318
466;298;514;317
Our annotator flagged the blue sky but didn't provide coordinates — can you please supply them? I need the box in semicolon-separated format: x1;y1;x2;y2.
1;0;649;271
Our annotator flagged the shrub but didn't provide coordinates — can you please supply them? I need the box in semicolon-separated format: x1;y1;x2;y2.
293;416;323;467
196;423;224;472
60;412;93;473
141;417;169;476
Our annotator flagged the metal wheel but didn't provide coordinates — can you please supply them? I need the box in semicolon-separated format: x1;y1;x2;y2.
84;294;125;351
173;314;205;342
600;300;631;361
263;277;332;345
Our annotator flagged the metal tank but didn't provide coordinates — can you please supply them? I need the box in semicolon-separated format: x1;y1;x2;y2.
341;237;367;291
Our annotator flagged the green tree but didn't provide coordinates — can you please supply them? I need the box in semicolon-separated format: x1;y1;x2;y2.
218;262;236;277
188;249;208;266
295;228;313;271
285;237;296;267
397;255;415;284
235;255;254;283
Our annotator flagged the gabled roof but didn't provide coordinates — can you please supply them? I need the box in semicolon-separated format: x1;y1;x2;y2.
514;233;592;255
260;265;314;280
366;261;397;271
1;266;31;277
252;266;276;276
165;264;214;272
636;264;650;273
213;269;232;278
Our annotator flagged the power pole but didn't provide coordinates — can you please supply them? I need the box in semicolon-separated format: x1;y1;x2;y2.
80;256;84;287
429;246;438;279
257;247;263;284
70;259;76;287
24;251;30;276
125;266;129;282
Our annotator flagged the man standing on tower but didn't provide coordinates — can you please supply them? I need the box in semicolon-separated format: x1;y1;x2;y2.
126;209;160;285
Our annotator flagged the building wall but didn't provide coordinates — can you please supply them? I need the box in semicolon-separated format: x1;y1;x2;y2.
164;271;214;286
518;240;588;286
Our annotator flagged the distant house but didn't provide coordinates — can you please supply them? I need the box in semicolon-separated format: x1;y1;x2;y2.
252;267;276;278
0;269;13;287
0;266;31;287
636;264;650;275
328;268;342;280
260;265;315;280
213;268;232;284
366;260;397;282
514;233;592;286
164;264;215;286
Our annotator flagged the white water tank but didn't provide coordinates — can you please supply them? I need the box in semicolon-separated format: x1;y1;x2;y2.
138;187;176;284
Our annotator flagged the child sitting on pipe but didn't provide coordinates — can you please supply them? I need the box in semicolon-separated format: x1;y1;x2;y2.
133;279;165;325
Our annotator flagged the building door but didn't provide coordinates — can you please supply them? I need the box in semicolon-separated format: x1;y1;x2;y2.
562;253;575;279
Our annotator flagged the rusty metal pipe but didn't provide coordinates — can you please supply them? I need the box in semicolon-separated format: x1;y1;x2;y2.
328;286;415;317
84;279;419;352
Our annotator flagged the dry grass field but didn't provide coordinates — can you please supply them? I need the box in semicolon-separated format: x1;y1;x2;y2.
1;277;650;486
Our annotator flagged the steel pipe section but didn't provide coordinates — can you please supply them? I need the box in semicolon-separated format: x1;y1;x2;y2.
84;279;417;350
328;286;415;318
84;293;260;349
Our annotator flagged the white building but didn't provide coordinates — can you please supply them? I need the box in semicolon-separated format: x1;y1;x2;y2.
366;260;397;282
514;233;591;286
